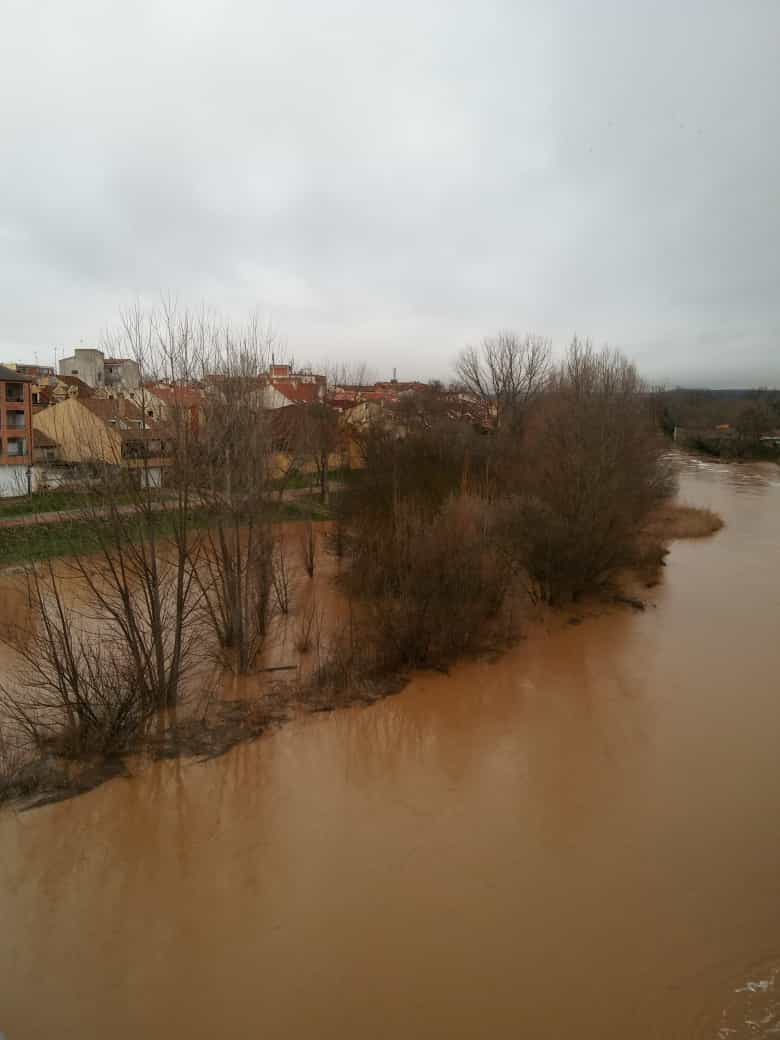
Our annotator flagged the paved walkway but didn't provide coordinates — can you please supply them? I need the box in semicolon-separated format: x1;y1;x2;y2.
0;503;136;528
0;486;336;530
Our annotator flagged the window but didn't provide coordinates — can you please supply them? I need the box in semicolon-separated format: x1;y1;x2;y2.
7;438;27;457
7;411;25;428
5;383;24;403
122;440;147;459
72;369;79;375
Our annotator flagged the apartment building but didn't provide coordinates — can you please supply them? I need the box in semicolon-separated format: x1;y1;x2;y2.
0;365;33;496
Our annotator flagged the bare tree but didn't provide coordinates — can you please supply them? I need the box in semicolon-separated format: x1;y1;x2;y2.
302;401;342;501
0;563;154;756
271;539;292;615
49;302;209;709
455;332;551;432
192;324;277;672
324;360;375;393
295;595;322;653
299;514;316;578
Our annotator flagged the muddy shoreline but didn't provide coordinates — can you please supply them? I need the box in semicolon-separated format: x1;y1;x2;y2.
1;595;649;812
0;497;720;812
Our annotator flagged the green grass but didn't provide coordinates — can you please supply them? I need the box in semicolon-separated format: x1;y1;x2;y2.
0;497;332;569
270;468;348;491
266;498;332;522
0;490;94;517
0;488;164;518
0;519;97;566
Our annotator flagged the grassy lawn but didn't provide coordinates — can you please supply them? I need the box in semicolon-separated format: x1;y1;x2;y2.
0;519;97;566
0;490;95;518
270;467;348;491
0;497;331;569
0;488;166;518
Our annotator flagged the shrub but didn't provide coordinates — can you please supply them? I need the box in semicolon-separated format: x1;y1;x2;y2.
643;503;724;541
340;494;510;674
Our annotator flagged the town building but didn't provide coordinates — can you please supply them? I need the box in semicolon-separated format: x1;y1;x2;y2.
1;362;56;379
263;363;326;407
0;365;33;496
203;363;327;410
33;396;166;487
58;348;141;391
32;428;59;465
129;383;205;428
28;373;96;410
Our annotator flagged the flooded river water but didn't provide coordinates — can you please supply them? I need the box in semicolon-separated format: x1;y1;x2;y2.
1;456;779;1038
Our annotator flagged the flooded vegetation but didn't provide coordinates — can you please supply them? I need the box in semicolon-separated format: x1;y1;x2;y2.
1;455;778;1037
2;333;681;806
644;501;725;540
0;320;772;1037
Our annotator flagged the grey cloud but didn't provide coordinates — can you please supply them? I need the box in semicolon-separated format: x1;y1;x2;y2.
1;0;778;385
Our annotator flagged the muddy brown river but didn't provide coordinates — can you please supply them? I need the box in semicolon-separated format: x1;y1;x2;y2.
1;455;779;1038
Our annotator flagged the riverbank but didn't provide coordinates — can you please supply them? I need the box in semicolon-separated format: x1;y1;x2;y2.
0;495;332;569
0;499;723;811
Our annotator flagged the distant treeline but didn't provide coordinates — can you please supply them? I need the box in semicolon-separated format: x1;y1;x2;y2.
655;388;780;458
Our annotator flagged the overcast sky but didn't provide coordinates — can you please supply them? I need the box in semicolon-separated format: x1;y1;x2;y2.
1;0;778;386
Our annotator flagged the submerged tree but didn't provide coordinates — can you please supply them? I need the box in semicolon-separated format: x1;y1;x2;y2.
498;337;675;601
193;323;278;672
53;302;207;709
0;562;155;756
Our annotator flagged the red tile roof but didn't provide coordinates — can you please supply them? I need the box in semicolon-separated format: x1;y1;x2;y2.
145;385;205;409
271;381;323;404
80;397;144;423
56;375;94;395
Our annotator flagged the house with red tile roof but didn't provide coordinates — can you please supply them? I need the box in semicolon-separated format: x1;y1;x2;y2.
131;383;206;429
265;364;326;407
